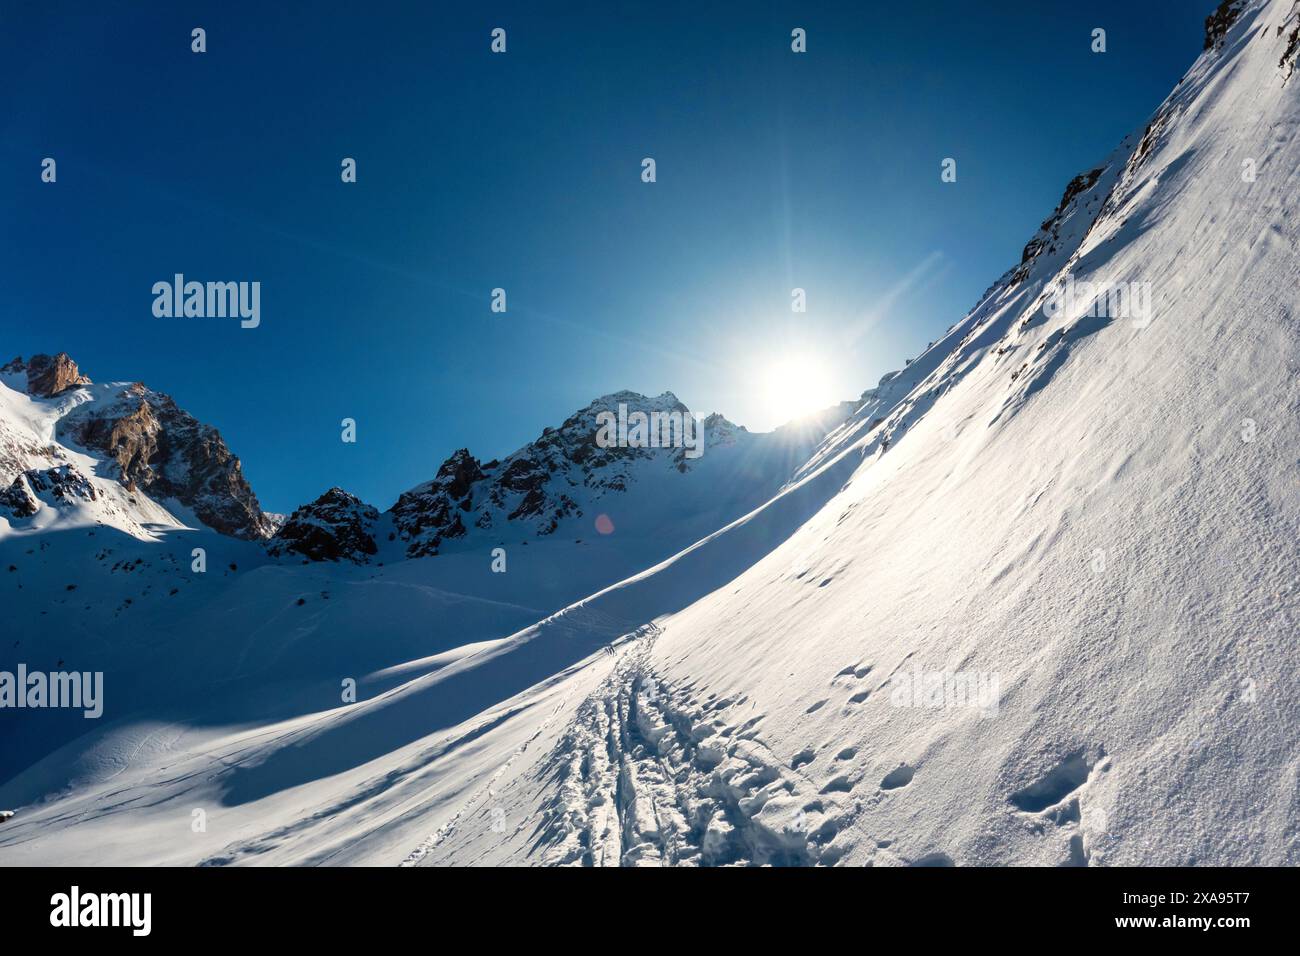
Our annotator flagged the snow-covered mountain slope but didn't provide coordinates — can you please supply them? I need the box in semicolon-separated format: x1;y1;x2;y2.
414;0;1300;867
0;365;858;859
2;0;1297;867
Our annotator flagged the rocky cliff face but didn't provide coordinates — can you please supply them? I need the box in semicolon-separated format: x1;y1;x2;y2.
61;382;272;540
267;488;379;563
3;354;272;540
1204;0;1248;49
0;353;277;540
18;353;92;398
389;449;484;558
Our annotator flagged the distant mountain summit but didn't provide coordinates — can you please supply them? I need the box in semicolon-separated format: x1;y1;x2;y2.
266;488;379;563
1;355;856;565
268;389;851;564
390;390;724;558
383;390;848;560
0;355;271;540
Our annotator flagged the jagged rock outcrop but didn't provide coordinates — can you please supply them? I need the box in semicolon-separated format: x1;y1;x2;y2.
390;449;485;558
267;488;378;563
0;464;97;518
22;354;91;398
389;391;724;557
1010;167;1106;284
0;474;40;518
62;381;272;540
1204;0;1247;49
1280;2;1300;79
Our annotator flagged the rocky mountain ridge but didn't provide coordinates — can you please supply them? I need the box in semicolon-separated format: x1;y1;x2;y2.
387;390;743;559
1;355;272;540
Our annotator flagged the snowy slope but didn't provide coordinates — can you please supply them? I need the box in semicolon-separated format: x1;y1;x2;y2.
0;368;857;863
3;0;1298;867
414;0;1300;867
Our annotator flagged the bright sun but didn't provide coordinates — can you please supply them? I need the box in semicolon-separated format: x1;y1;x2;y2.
760;355;835;424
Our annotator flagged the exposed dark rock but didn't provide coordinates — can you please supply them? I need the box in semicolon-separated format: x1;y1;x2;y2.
1012;167;1105;282
1203;0;1246;51
24;353;91;397
0;464;97;519
63;382;272;540
0;475;39;518
267;488;378;563
390;449;485;557
1281;10;1300;79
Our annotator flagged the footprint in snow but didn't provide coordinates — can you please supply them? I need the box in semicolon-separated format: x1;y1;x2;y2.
832;663;874;705
819;775;855;794
880;764;915;790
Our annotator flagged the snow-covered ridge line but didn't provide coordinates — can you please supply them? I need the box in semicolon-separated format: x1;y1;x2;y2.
271;389;859;564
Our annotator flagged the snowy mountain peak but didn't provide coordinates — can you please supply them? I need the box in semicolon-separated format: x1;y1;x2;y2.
267;487;379;563
385;389;843;559
586;389;684;411
388;389;706;558
0;354;272;541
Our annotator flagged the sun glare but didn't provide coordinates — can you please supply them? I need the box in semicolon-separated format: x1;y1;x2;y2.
760;355;835;425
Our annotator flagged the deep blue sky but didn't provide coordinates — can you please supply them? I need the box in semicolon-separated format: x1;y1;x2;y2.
1;1;1205;513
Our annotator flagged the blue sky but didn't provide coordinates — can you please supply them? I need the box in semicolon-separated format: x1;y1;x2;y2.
1;1;1205;513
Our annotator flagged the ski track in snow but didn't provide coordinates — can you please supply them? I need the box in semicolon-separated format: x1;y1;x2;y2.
433;630;1014;867
530;635;832;866
415;625;1124;867
398;622;664;866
